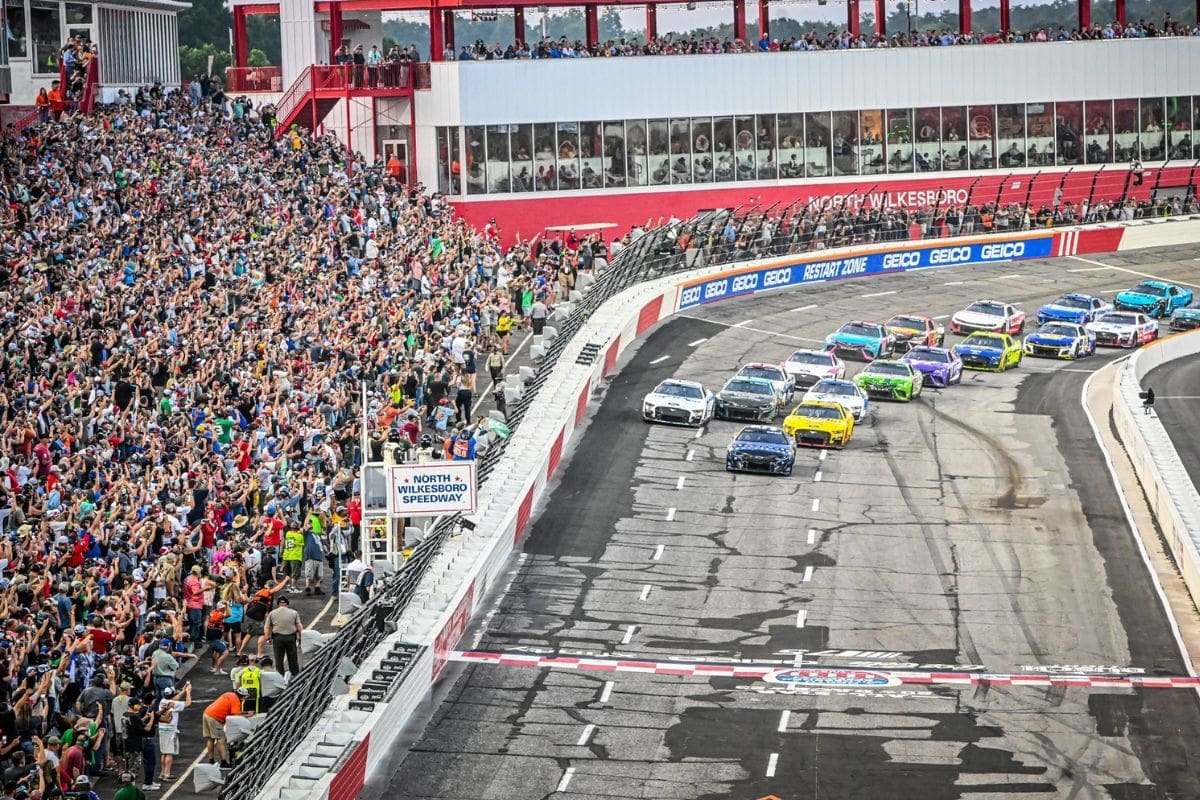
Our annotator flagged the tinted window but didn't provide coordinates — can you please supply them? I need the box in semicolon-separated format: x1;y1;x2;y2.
1130;282;1167;297
1051;295;1090;309
839;323;882;337
966;302;1006;316
793;405;842;419
655;382;703;399
812;380;857;395
865;362;910;376
735;430;788;445
739;366;783;382
1039;324;1079;337
725;380;773;395
1099;314;1137;325
789;352;831;365
908;349;948;363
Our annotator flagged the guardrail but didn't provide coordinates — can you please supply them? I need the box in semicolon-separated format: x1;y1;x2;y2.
1112;326;1200;619
244;203;1200;800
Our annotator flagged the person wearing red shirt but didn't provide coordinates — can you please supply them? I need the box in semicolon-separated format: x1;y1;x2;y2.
261;512;283;553
86;617;116;655
346;497;362;546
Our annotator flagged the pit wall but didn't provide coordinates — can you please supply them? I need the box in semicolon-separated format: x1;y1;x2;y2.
254;216;1200;800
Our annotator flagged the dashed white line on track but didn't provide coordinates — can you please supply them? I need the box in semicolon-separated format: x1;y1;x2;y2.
599;681;614;703
791;304;818;312
665;507;676;521
778;710;791;732
686;449;695;461
814;470;823;482
653;545;664;561
795;610;808;628
811;498;820;511
997;274;1024;279
621;625;637;645
861;290;898;298
687;338;709;346
676;476;686;490
639;584;651;601
1069;255;1200;288
807;529;817;545
943;281;965;285
802;566;814;582
819;450;827;461
577;725;596;746
1067;266;1111;272
767;753;779;777
695;426;706;439
733;319;754;328
649;355;669;364
933;314;950;320
557;767;576;792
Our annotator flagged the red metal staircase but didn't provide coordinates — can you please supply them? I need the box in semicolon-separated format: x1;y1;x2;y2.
271;63;429;137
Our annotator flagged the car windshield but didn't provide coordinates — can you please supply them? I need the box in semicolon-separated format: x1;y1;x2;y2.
1130;282;1167;297
735;430;788;445
725;380;773;396
888;316;927;329
1039;324;1078;337
655;382;703;399
865;362;909;376
907;349;948;363
794;405;842;420
1099;313;1137;326
788;352;831;365
966;302;1006;316
812;380;857;396
838;323;881;338
1050;295;1090;310
961;334;1002;348
739;366;783;382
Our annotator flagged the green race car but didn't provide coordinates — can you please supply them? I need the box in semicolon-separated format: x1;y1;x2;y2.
852;360;925;402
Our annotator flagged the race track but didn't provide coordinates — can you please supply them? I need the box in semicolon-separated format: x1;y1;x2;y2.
1144;350;1200;490
373;242;1200;800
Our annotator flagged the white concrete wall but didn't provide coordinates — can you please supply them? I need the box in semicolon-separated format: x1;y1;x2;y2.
279;0;321;87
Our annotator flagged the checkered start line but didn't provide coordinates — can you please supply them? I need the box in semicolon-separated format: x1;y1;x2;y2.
451;651;1200;690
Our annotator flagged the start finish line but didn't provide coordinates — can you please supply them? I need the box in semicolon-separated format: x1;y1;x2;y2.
450;651;1200;690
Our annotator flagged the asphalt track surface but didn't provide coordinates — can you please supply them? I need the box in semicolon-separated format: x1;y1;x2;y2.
375;242;1200;800
1144;350;1200;494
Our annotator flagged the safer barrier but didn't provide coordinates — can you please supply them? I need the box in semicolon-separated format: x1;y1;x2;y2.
1112;327;1200;619
247;208;1186;800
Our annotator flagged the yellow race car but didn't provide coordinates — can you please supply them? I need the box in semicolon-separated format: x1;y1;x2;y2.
782;401;855;449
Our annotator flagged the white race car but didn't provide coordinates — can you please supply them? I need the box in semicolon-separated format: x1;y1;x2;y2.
782;349;846;388
803;378;870;421
642;379;715;426
1086;311;1159;348
735;362;796;405
950;300;1026;335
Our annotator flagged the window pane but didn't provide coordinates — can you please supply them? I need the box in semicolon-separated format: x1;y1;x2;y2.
6;2;27;58
756;115;777;180
941;107;967;170
448;127;461;194
1085;100;1113;164
647;118;669;186
1140;98;1165;160
997;104;1026;168
859;109;883;175
580;122;602;190
65;3;91;24
465;126;486;195
734;115;755;181
777;113;806;178
801;113;829;178
557;122;580;190
831;111;856;176
604;121;626;189
669;119;691;185
485;125;510;193
436;127;451;195
691;117;713;183
916;107;939;171
1193;97;1200;158
511;124;533;192
626;120;647;187
968;105;995;169
713;117;734;182
1056;101;1083;166
30;0;62;74
534;122;556;190
1025;102;1054;166
1168;97;1191;160
886;109;914;174
1114;99;1140;161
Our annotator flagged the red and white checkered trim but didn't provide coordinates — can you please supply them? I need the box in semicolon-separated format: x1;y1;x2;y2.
451;651;1200;689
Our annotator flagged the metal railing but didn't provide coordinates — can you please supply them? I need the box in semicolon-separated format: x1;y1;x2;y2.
221;163;1199;800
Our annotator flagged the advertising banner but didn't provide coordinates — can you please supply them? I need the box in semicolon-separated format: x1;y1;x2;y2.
386;462;478;516
677;235;1054;310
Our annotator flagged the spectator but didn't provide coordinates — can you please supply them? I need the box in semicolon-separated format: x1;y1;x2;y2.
156;683;191;781
264;596;303;677
302;524;326;596
122;698;158;791
114;769;147;800
201;689;247;768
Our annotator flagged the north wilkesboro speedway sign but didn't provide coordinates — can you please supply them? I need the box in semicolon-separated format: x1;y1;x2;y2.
387;462;478;516
677;234;1054;310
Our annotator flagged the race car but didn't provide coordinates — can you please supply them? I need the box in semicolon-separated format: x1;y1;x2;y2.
1035;293;1111;325
1086;311;1159;348
725;426;796;476
852;360;924;402
1113;280;1194;318
952;332;1023;371
735;362;796;406
1022;322;1096;359
950;300;1026;335
641;379;715;426
714;376;781;422
782;349;847;387
885;314;945;352
1170;306;1200;331
803;378;869;421
900;345;963;387
782;401;856;449
825;321;896;361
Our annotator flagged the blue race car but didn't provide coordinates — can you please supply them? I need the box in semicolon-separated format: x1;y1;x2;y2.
1170;306;1200;331
1022;322;1096;359
725;425;796;476
1035;293;1111;325
1113;280;1194;318
900;345;963;387
825;321;896;361
952;332;1023;372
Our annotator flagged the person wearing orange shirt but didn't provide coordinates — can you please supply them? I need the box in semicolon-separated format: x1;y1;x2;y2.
387;152;403;181
35;88;50;124
47;80;66;121
202;688;248;767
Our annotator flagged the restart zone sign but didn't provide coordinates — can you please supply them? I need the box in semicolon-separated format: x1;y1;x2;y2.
677;235;1054;310
387;463;478;516
765;668;902;688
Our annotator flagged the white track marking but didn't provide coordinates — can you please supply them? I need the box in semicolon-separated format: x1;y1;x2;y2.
686;449;695;461
676;476;685;490
933;314;950;320
811;498;820;511
733;319;754;327
997;274;1024;279
943;280;965;285
599;681;614;703
767;753;779;777
807;529;817;545
577;725;595;746
802;566;814;582
796;610;808;628
687;338;708;346
791;304;818;312
694;426;706;438
665;507;676;521
621;625;637;644
557;767;576;792
1069;255;1200;289
1068;266;1112;273
639;585;651;601
819;450;827;461
861;290;898;298
649;355;669;364
653;545;664;561
778;710;791;732
814;470;823;482
677;315;826;344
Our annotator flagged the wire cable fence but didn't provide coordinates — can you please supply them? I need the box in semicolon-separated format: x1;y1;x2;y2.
221;163;1198;800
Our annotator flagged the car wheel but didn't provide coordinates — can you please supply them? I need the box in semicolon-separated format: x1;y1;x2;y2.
783;466;793;477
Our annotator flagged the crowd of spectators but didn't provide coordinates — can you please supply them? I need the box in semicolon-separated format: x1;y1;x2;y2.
0;74;596;798
446;14;1198;61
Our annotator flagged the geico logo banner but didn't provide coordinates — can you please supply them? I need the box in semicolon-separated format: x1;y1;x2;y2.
731;274;759;293
882;251;920;270
680;286;702;307
980;242;1026;259
928;247;972;265
763;267;792;287
704;280;729;300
